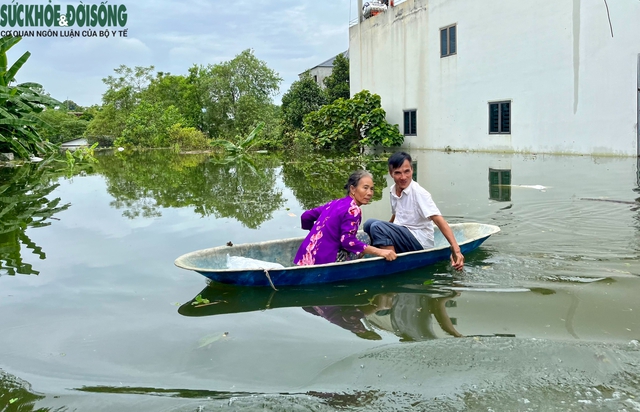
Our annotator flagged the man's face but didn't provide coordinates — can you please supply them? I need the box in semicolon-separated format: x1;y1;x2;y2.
389;159;413;191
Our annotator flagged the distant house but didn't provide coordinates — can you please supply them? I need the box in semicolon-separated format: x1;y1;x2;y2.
350;0;640;156
300;50;349;89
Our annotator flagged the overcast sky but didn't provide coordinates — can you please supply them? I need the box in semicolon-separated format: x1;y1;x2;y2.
9;0;356;107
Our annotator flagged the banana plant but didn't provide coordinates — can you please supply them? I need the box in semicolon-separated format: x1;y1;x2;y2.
209;122;266;178
210;121;264;155
0;36;60;159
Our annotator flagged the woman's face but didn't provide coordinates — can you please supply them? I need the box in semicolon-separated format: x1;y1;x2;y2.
350;176;374;206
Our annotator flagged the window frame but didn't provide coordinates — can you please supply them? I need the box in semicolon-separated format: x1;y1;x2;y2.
488;100;511;135
488;168;512;202
440;24;457;58
403;109;417;136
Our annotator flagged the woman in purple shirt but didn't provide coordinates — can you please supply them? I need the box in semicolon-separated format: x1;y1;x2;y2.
294;170;397;266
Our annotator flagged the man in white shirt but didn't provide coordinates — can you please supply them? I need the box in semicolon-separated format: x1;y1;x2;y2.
363;152;464;270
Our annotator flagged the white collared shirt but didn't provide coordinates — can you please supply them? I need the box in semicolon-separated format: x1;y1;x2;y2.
390;180;441;249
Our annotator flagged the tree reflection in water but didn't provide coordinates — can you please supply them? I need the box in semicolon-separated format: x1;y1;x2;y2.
281;153;389;210
0;151;389;276
97;150;284;229
0;163;70;276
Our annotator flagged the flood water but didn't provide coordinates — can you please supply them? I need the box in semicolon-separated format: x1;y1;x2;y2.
1;149;640;411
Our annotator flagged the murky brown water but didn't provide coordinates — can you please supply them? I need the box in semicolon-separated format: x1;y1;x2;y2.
1;150;639;411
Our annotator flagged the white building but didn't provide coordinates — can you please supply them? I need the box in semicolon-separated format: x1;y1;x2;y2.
300;51;349;89
349;0;640;156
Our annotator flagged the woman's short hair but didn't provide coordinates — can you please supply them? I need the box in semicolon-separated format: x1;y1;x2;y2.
344;170;373;195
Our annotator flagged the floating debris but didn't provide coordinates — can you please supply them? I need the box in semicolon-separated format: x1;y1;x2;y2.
198;332;229;348
580;197;637;205
542;275;609;283
512;184;548;191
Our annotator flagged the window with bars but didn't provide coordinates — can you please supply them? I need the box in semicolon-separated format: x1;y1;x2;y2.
489;101;511;134
440;25;456;57
403;109;417;136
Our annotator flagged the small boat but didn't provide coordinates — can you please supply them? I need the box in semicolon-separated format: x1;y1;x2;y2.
174;222;500;287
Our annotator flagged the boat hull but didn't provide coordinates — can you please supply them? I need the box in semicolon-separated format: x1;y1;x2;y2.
175;223;499;287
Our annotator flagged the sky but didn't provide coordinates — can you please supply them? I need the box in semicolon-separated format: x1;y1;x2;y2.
8;0;356;107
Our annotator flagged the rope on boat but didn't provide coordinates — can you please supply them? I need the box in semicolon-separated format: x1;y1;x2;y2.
263;269;278;291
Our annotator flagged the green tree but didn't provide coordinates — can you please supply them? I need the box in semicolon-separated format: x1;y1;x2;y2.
84;104;119;147
0;36;60;158
167;123;211;150
323;53;350;103
61;99;81;111
116;102;186;147
85;65;155;142
85;55;282;150
281;71;327;131
36;108;89;144
141;72;200;129
303;90;403;152
102;64;154;111
198;49;282;140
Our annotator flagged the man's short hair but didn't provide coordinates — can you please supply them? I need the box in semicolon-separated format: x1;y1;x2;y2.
388;152;412;170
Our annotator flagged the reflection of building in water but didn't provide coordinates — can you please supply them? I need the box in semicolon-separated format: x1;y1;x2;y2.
411;160;418;182
488;168;511;202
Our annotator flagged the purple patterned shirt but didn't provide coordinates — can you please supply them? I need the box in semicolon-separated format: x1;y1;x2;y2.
294;196;367;266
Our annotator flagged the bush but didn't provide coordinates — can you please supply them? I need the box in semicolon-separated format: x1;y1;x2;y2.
37;109;89;144
303;90;403;152
120;103;185;147
167;124;211;150
86;135;116;148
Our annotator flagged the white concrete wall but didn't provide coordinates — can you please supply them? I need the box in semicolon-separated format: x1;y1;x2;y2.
306;66;334;89
350;0;640;156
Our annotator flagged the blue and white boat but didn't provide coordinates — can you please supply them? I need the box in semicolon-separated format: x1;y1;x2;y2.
174;223;500;287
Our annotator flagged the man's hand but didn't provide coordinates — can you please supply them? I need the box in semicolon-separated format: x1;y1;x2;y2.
450;248;464;270
379;248;397;261
363;245;397;261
